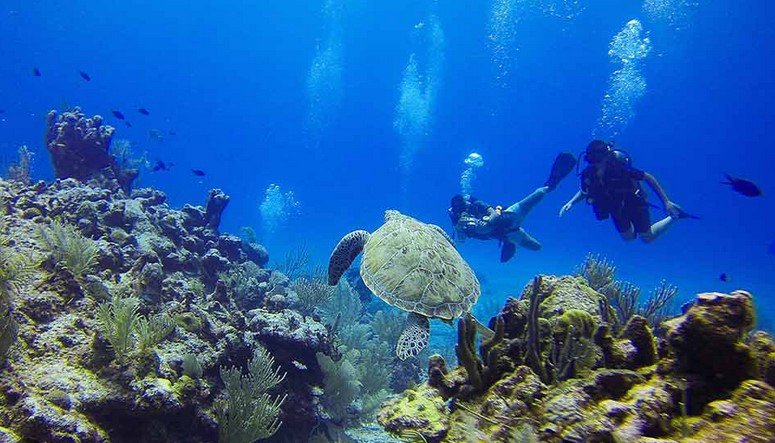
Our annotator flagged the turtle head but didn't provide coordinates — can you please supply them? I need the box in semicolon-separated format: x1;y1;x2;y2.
384;210;403;222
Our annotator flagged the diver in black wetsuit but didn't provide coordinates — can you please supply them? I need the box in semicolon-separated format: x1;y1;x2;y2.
559;140;694;242
448;153;577;262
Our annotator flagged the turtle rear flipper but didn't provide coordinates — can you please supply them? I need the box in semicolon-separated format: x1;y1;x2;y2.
328;230;370;285
396;313;430;360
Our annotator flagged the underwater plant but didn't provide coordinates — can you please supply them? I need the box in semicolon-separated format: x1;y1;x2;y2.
6;145;34;185
577;254;679;330
576;253;616;292
96;294;175;363
275;243;311;281
0;237;31;364
38;220;99;278
316;351;361;422
182;353;204;379
96;294;141;363
134;313;175;353
291;275;334;316
216;345;287;443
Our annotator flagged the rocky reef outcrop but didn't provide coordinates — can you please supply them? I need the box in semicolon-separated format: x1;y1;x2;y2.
379;275;775;442
45;107;138;193
0;176;336;442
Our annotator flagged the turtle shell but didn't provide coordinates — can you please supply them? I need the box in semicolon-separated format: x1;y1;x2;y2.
360;211;480;320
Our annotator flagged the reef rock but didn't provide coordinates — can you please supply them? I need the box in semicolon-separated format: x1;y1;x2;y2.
0;178;325;442
45;108;138;193
684;379;775;443
663;290;757;409
379;278;773;443
377;383;450;442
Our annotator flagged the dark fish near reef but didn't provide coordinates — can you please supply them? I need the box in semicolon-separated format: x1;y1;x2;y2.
78;70;91;81
152;160;174;172
719;273;730;282
125;121;132;128
723;174;763;197
0;109;5;114
138;108;150;115
191;169;206;177
32;67;41;76
112;110;125;120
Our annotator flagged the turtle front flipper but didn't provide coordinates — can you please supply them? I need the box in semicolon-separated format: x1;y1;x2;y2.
328;230;370;286
396;313;430;360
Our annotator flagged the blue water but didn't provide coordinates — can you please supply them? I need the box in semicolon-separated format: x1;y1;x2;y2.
1;1;773;325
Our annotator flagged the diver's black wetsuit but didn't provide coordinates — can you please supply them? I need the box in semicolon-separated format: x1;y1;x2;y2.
449;197;495;240
581;153;651;234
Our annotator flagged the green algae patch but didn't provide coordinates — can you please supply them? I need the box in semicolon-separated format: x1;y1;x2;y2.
378;383;449;441
174;311;203;333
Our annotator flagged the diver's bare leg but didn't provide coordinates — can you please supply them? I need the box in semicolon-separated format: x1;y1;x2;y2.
504;186;549;224
640;216;676;243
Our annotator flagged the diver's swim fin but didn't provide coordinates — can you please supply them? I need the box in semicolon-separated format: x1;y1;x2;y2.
545;152;578;191
500;241;516;263
646;202;700;220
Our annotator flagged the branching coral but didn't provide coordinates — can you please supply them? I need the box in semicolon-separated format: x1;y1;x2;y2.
525;276;548;383
577;255;679;331
576;253;616;292
639;280;678;327
455;313;505;394
217;345;287;443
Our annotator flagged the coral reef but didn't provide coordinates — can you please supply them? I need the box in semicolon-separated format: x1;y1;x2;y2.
45;107;138;193
0;175;336;442
379;274;775;442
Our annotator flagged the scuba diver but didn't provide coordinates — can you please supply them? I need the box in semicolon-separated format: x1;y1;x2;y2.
448;153;577;262
559;140;696;242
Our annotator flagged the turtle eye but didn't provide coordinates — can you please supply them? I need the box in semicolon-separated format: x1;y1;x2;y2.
401;247;408;254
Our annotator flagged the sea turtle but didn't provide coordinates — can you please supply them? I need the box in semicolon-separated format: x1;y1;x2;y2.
328;210;492;360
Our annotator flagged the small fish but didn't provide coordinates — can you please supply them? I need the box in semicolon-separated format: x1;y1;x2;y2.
125;121;132;128
78;70;91;81
168;130;177;136
191;169;206;177
149;129;164;142
0;109;5;114
138;108;150;116
291;360;307;370
719;273;730;282
152;160;174;172
723;174;762;197
111;110;125;120
32;67;41;76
